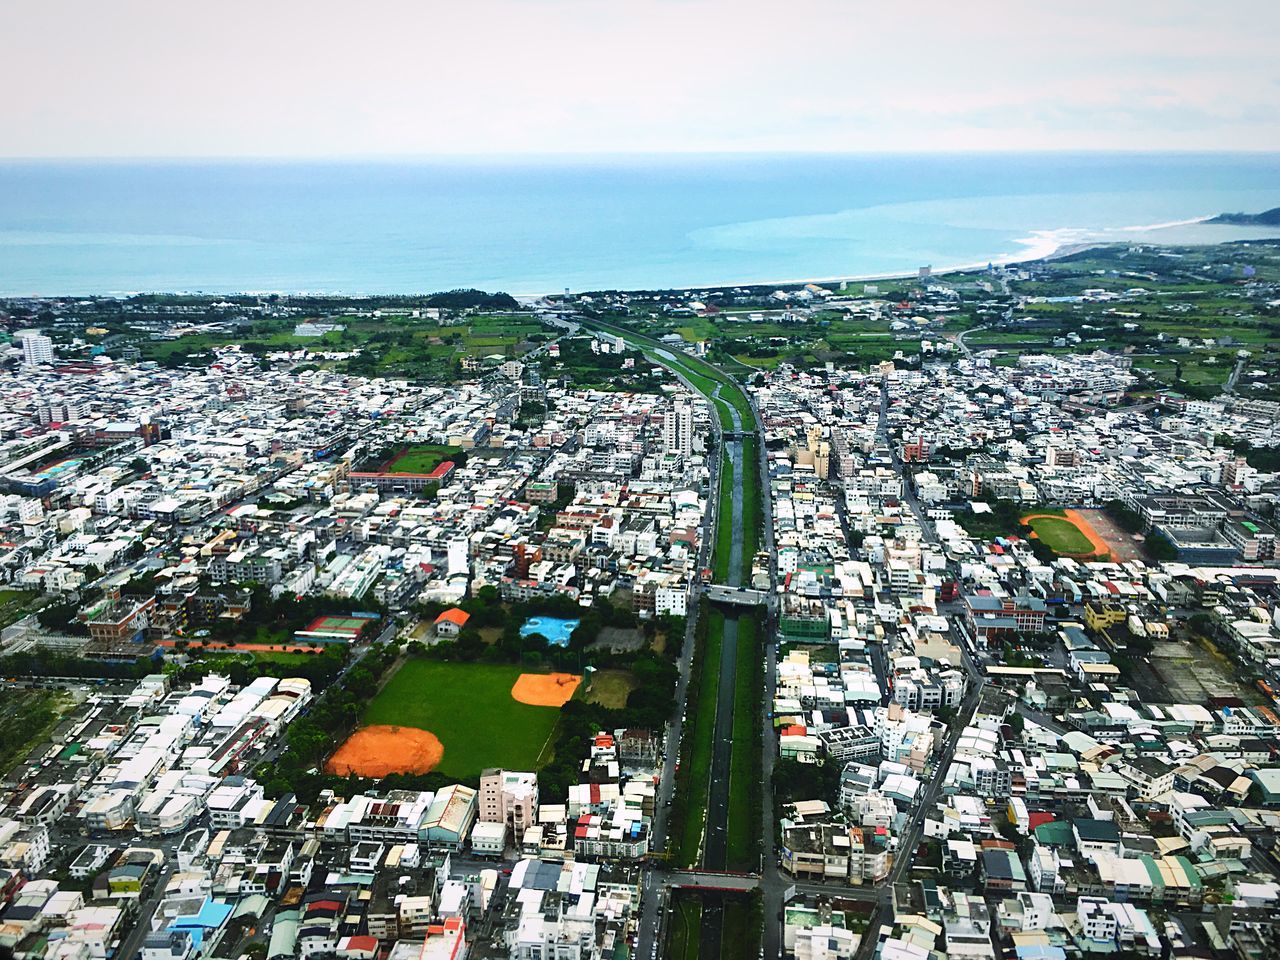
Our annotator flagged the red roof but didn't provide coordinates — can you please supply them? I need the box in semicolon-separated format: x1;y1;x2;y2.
426;461;455;481
1028;812;1056;830
435;608;471;627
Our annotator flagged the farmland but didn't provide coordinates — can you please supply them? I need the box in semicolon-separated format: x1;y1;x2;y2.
134;311;554;382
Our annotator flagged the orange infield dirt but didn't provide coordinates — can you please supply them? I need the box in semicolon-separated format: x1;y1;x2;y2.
325;725;444;777
511;672;582;707
1022;508;1112;559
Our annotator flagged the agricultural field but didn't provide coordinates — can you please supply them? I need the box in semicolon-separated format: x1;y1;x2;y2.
132;311;554;381
358;660;565;779
640;309;913;373
995;241;1280;399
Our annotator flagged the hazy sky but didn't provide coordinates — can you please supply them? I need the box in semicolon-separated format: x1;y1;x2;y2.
5;0;1278;157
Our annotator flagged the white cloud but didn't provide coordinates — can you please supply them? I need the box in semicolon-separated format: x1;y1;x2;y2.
2;0;1277;155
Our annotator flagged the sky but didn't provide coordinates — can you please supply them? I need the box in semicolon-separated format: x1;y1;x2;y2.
4;0;1279;157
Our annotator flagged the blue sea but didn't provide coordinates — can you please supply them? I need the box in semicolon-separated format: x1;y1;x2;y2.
1;153;1278;296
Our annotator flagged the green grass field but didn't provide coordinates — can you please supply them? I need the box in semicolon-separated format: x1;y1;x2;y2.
584;668;637;709
1026;515;1095;555
384;444;462;474
675;606;723;867
362;660;562;779
726;614;761;871
665;893;703;960
0;589;40;630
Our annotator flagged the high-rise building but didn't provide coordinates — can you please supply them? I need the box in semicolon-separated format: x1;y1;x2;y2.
19;333;54;365
663;401;693;457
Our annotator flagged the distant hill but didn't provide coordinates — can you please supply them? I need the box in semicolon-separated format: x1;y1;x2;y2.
1208;207;1280;226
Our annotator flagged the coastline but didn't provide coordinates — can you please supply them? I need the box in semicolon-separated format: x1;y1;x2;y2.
532;215;1280;298
5;218;1279;303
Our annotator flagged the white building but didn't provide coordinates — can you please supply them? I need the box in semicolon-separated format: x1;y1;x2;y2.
18;332;55;365
663;401;693;458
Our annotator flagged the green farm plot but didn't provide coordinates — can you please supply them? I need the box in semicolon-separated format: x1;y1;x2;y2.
361;660;562;779
1025;515;1094;555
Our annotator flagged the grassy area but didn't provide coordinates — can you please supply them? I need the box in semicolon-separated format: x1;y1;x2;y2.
362;660;562;779
248;650;321;664
0;687;70;774
383;443;462;474
1025;515;1094;554
726;614;763;872
713;457;735;583
665;892;703;960
720;895;763;960
584;668;637;709
193;625;294;648
741;436;762;563
673;604;723;867
0;589;40;630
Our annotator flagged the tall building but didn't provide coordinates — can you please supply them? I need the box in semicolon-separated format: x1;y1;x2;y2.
19;333;54;365
663;401;693;457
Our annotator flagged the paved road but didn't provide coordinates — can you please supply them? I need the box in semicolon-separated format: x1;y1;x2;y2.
954;324;988;359
116;864;176;960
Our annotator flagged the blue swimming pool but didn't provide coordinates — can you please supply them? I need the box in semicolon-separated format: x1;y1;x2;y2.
519;616;580;648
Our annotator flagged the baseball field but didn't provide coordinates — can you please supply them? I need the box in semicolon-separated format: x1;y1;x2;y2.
331;660;577;780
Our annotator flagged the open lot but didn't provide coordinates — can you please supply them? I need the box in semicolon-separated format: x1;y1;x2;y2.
0;687;69;774
357;660;563;779
1137;638;1259;705
584;668;637;708
1077;508;1146;563
0;589;40;629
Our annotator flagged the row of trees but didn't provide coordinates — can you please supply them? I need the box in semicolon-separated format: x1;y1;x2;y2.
414;587;644;666
257;642;401;802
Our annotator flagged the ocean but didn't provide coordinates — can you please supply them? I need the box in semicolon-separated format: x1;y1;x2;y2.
1;153;1278;296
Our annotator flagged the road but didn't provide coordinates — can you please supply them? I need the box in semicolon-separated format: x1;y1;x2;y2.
847;382;988;960
954;324;989;359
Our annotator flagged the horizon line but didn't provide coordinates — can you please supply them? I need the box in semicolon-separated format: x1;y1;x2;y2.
4;147;1280;164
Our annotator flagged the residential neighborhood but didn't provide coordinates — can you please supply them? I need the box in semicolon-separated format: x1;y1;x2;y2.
1;242;1280;960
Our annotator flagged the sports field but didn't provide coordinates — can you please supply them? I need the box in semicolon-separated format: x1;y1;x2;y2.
357;660;564;779
383;444;461;475
1023;510;1111;559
